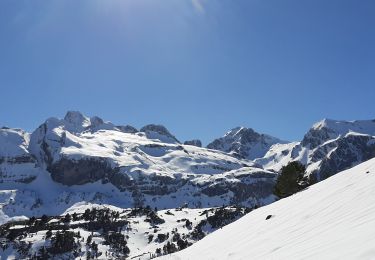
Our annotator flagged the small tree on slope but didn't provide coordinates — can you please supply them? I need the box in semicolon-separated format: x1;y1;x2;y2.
274;161;307;198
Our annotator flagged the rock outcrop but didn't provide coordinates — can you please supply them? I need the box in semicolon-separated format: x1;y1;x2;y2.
184;139;202;147
207;127;286;160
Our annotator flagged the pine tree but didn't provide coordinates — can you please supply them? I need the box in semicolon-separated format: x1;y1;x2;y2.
274;161;306;198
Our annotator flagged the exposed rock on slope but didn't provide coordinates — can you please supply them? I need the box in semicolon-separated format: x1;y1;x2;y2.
140;124;180;143
116;125;138;133
184;139;202;147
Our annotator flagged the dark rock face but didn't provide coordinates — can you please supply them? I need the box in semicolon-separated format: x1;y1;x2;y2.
46;157;187;196
301;127;336;149
116;125;138;134
89;116;104;126
140;124;180;143
200;180;276;205
107;171;133;191
1;155;35;164
200;170;276;205
311;135;375;181
48;157;120;186
230;180;276;205
184;140;202;147
201;184;228;197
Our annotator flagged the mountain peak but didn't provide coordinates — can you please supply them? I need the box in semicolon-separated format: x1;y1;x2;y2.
303;118;375;148
312;118;335;130
207;127;284;160
64;111;91;129
224;127;260;141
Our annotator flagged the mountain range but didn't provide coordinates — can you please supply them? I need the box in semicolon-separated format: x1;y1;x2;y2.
0;111;374;259
1;111;375;218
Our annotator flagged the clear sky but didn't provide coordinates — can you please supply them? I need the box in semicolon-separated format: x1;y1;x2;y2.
1;0;374;144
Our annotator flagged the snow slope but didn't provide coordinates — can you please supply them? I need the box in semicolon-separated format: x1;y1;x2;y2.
161;157;375;260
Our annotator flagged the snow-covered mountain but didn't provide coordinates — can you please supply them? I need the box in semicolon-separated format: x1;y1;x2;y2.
0;112;276;222
207;127;287;160
1;113;374;223
1;112;375;259
162;157;375;260
255;119;375;182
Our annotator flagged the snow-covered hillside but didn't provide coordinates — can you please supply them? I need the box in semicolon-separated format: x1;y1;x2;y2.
255;118;375;181
207;127;286;160
162;157;375;260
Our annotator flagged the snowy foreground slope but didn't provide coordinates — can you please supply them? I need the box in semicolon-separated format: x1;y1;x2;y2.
161;158;375;260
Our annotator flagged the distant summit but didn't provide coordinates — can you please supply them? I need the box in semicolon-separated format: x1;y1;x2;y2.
207;126;286;160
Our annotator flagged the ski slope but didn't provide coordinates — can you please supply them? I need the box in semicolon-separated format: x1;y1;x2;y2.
161;158;375;260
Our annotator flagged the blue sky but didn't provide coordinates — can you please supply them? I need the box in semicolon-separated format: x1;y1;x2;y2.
1;0;374;144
